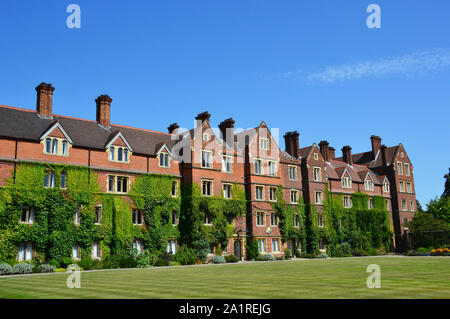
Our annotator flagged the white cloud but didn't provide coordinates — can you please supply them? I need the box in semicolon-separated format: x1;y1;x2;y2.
306;49;450;84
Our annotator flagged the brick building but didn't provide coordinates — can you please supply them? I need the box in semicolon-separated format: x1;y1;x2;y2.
0;83;416;260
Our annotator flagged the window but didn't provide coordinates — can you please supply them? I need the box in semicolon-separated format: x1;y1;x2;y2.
167;240;177;254
172;181;178;197
260;138;269;150
315;191;323;204
288;166;297;180
72;243;80;260
257;239;265;253
132;240;143;253
110;146;129;163
45;138;51;153
401;199;407;211
255;186;264;200
202;180;212;196
270;213;278;226
269;187;277;202
222;155;232;173
410;200;414;212
294;214;299;227
118;148;123;162
74;208;80;225
268;161;276;176
110;147;115;161
290;190;298;204
314;153;319;160
203;133;209;142
318;215;324;227
256;212;265;226
108;175;129;193
132;209;143;225
404;163;410;176
60;172;67;189
171;211;178;225
383;180;390;192
204;213;213;225
18;242;32;261
223;184;232;199
404;217;408;226
159;152;170;167
397;162;403;175
343;196;352;208
52;139;58;154
201;150;212;168
62;140;68;156
313;167;321;182
44;171;55;188
20;206;35;224
406;182;412;193
342;176;352;189
272;239;280;252
95;206;102;224
254;159;262;175
368;198;374;209
365;178;374;191
399;181;405;192
319;238;326;250
92;242;101;259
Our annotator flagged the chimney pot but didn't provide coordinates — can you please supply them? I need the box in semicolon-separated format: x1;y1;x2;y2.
195;111;211;126
96;94;112;128
319;140;330;162
284;131;299;158
329;147;336;160
342;145;353;165
168;123;180;134
218;118;235;146
35;82;55;118
380;144;387;167
370;135;382;159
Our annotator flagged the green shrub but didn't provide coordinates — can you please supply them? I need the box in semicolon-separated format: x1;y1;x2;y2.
156;257;170;267
48;259;60;268
352;249;369;257
173;246;197;265
246;238;259;261
12;263;34;274
341;242;352;255
192;240;211;263
317;252;328;259
77;259;95;271
300;253;316;259
224;255;239;263
56;268;66;272
404;250;418;256
170;261;181;266
102;253;137;269
0;263;13;275
38;264;56;273
210;255;226;264
136;253;156;268
257;254;276;261
7;259;18;266
60;257;74;269
284;248;291;259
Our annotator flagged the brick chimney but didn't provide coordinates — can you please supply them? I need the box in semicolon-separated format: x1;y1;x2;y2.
371;135;382;159
218;118;235;146
329;147;336;160
35;82;55;118
96;94;112;128
342;145;353;165
168;123;180;134
195;111;211;127
380;144;387;167
284;131;299;158
319;140;330;162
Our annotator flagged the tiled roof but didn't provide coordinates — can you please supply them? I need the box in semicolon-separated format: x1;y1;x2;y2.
0;105;176;156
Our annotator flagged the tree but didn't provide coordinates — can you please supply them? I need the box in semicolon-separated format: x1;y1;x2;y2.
408;211;448;233
426;196;450;224
443;168;450;198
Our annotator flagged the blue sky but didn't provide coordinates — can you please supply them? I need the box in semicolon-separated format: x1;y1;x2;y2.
0;1;449;205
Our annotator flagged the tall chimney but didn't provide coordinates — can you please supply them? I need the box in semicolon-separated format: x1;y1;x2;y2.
380;144;387;167
35;82;55;118
168;123;180;134
195;111;211;127
218;118;235;146
96;94;112;128
329;147;336;160
284;131;299;158
370;135;382;159
319;140;330;162
342;145;353;165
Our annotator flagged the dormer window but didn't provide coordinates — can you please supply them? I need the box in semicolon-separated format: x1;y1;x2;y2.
383;180;390;192
342;176;352;188
44;138;69;156
159;152;170;168
364;178;374;191
109;146;130;163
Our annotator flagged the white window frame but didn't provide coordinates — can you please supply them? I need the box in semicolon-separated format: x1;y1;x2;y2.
201;150;212;168
268;160;277;176
288;165;297;181
315;191;323;205
254;158;263;175
222;155;232;173
290;189;298;204
271;238;280;252
202;179;213;196
313;167;322;182
255;185;264;201
256;212;265;226
222;183;232;199
269;187;277;202
260;138;269;150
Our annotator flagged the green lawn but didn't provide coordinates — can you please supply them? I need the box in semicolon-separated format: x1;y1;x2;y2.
0;257;449;299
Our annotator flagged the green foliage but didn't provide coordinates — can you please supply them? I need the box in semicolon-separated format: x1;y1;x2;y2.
284;248;291;259
192;239;210;263
12;262;33;274
426;196;450;224
245;238;259;260
224;255;239;263
210;255;226;264
38;264;56;273
172;246;197;265
0;264;13;275
443;168;450;198
257;254;276;261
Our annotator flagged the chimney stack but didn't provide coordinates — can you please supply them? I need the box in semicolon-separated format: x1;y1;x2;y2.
218;118;235;146
96;94;112;128
168;123;180;134
370;135;382;159
283;131;299;158
380;144;387;167
195;111;211;127
329;147;336;160
35;82;55;118
342;145;353;165
319;140;330;162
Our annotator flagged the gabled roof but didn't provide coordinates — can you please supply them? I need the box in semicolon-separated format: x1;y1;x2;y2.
335;145;399;168
155;142;173;157
0;105;175;156
40;120;73;144
105;131;134;152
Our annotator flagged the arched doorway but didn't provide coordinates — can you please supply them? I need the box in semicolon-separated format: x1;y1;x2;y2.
234;240;241;260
